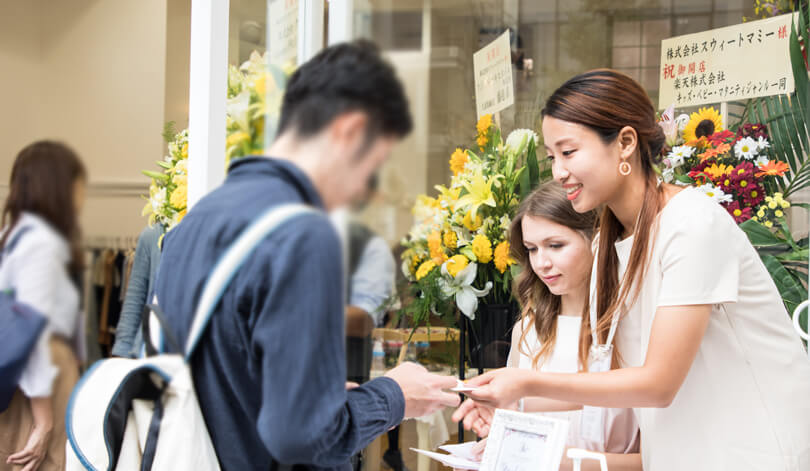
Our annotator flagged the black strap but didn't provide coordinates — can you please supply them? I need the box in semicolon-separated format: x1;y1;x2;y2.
0;226;32;266
141;304;182;356
140;387;166;471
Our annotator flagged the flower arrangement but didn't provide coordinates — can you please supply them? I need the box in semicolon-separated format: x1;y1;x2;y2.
399;115;543;327
142;51;290;232
658;105;790;226
141;127;189;229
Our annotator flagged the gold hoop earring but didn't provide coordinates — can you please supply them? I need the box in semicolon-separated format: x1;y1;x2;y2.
619;161;632;176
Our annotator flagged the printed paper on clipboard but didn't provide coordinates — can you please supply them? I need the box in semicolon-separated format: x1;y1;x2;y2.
479;409;569;471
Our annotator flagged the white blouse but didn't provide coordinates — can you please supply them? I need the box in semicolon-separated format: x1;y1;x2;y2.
508;316;640;453
609;187;810;470
0;212;82;397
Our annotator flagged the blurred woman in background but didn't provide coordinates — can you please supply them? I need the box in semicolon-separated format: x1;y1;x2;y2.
0;141;87;471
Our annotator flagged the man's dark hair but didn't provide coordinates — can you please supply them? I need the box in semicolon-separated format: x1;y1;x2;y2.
277;40;413;140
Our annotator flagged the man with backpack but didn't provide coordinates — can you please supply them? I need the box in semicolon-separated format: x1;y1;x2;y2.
152;40;460;470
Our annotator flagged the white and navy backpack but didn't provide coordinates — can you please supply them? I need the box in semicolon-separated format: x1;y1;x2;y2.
66;204;314;471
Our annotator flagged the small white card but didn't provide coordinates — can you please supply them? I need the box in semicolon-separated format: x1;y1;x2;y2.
451;380;480;393
410;448;481;470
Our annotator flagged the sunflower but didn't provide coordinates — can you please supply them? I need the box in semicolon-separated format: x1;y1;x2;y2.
683;107;724;143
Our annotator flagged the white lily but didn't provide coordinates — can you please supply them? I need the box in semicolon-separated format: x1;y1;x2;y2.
659;104;680;147
437;262;492;320
505;129;539;156
226;90;251;132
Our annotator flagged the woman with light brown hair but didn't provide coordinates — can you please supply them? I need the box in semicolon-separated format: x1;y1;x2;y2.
463;182;642;471
0;141;87;471
454;69;810;470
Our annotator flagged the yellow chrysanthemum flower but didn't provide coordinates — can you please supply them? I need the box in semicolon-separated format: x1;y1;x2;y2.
472;234;493;264
765;221;774;228
704;163;732;180
449;148;469;175
445;254;470;278
176;208;188;224
172;174;188;186
775;210;784;218
415;260;437;280
463;210;483;231
494;241;513;273
443;230;458;250
427;231;446;264
476;114;493;136
477;134;488;150
170;183;187;209
682;107;724;143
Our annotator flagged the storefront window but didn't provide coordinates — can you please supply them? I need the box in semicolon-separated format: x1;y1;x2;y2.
345;0;754;245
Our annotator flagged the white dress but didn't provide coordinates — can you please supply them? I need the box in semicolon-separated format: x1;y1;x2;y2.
508;316;640;453
0;212;83;397
606;187;810;470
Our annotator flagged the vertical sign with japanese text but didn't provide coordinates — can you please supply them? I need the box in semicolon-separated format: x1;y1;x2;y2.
474;30;514;119
658;13;797;109
268;0;298;66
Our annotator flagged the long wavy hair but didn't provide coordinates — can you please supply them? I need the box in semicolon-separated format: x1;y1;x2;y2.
541;69;666;369
1;141;87;276
509;182;597;369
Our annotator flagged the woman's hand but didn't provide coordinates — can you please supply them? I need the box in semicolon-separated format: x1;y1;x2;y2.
7;396;52;471
460;367;531;408
470;438;487;461
6;424;51;471
452;398;496;437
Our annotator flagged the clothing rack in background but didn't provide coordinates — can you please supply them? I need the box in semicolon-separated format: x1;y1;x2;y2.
83;235;138;252
81;234;139;362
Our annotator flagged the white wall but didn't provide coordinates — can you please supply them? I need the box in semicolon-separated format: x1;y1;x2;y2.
0;0;172;238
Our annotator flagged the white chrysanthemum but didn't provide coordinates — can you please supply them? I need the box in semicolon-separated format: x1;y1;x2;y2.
505;129;539;155
734;137;758;160
696;183;733;204
754;156;770;168
756;136;770;153
668;145;695;168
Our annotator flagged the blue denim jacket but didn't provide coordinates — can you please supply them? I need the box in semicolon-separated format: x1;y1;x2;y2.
111;224;163;357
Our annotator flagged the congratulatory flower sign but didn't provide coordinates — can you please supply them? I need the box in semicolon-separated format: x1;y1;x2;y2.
658;13;797;108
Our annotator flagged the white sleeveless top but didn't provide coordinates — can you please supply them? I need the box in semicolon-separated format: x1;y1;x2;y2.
509;316;639;453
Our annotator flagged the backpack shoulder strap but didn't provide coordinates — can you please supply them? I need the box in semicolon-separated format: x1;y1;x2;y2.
0;226;32;266
184;203;316;360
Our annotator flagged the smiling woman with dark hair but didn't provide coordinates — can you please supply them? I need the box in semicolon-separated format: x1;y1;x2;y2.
0;140;87;471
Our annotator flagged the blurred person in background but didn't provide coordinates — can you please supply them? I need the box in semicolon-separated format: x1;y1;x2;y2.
110;223;164;358
0;141;87;471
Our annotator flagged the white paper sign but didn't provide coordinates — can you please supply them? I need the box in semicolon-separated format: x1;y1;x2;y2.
473;30;514;118
268;0;298;66
658;13;797;109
